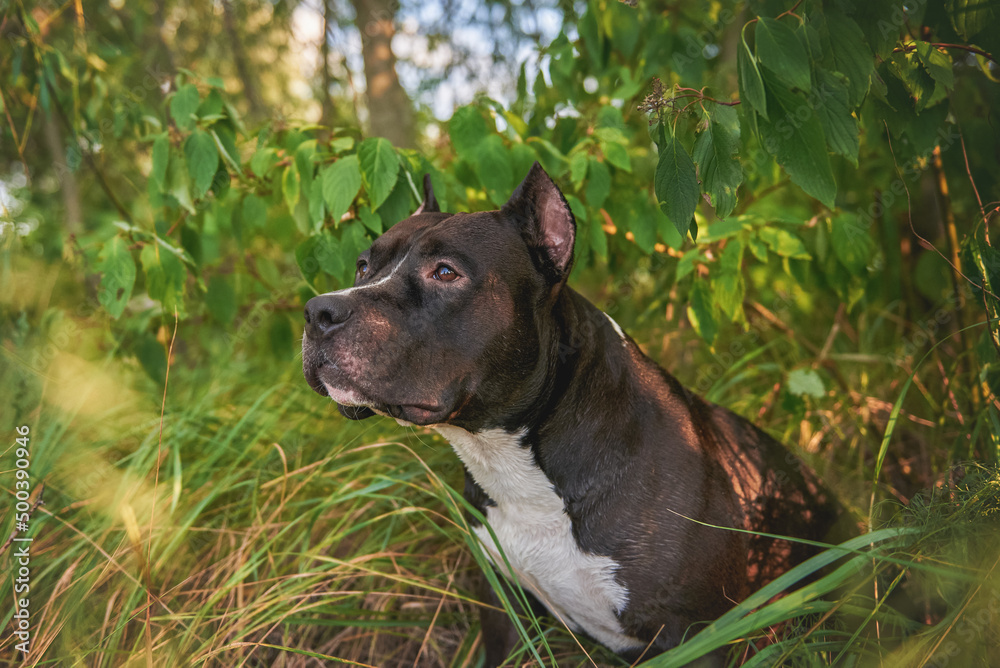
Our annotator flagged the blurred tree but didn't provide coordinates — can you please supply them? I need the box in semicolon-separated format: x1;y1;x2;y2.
222;0;265;121
350;0;416;147
320;0;336;124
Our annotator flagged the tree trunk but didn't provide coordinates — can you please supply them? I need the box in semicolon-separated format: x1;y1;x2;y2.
321;0;335;125
350;0;416;148
43;112;82;234
222;0;264;122
153;0;177;79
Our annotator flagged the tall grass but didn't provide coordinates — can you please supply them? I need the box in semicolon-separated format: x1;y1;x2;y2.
2;281;999;667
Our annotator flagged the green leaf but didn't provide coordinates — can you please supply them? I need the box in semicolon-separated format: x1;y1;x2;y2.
308;187;325;233
268;314;293;360
687;280;718;344
564;193;587;224
787;368;825;398
212;125;241;174
98;236;136;319
197;88;224;117
586;158;611;210
758;227;812;260
825;11;873;107
170;84;200;130
713;238;745;320
249;147;278;178
914;41;955;90
887;52;941;112
295;140;317;197
165;150;195;214
358;137;399;210
330;136;354;154
595;127;626;145
813;71;859;165
509;142;539;184
654;136;700;238
450;105;490;158
758;74;836;208
629;198;658;253
527;137;567;176
210;165;230;198
295;236;321;282
184;129;218;199
282;163;301;213
830;213;873;275
590;213;608;258
596;105;625;130
947;0;1000;41
602;140;632;173
748;235;769;262
676;248;701;281
359;207;382;235
473;135;514;207
755;17;812;92
376;177;415;228
321;154;363;224
241;195;267;230
151;133;169;190
569;150;589;190
205;275;237;325
700;219;745;244
141;242;186;312
340;222;370;284
738;27;768;119
316;232;345;277
693;107;742;218
135;333;167;383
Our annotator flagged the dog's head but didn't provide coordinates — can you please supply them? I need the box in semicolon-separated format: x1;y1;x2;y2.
301;162;576;427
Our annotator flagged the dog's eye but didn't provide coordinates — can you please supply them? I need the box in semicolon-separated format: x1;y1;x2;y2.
432;264;459;282
357;260;369;278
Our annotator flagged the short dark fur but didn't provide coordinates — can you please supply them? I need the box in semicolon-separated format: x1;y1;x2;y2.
302;163;848;666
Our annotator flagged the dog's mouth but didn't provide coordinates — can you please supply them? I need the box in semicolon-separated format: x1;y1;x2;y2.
306;363;448;425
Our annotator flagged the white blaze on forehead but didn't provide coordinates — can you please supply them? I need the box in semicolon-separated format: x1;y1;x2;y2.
320;248;412;298
434;425;645;653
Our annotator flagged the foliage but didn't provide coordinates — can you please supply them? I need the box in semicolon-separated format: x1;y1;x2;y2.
2;0;1000;665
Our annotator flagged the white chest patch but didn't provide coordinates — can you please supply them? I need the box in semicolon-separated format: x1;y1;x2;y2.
434;425;645;653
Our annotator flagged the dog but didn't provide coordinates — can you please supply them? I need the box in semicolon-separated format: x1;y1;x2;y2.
301;163;845;665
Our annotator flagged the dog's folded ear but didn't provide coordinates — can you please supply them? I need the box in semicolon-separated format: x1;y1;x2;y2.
414;173;440;215
503;162;576;283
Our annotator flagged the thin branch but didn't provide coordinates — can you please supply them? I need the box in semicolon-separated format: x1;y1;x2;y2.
894;41;996;64
884;122;998;301
959;127;1000;358
0;84;29;181
775;0;804;21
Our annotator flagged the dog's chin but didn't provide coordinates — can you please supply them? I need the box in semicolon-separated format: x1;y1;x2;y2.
306;364;452;425
324;383;447;425
337;403;377;420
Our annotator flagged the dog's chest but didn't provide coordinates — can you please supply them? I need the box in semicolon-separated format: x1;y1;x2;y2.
435;425;644;652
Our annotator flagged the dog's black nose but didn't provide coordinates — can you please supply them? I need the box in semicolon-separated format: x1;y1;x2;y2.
304;295;352;338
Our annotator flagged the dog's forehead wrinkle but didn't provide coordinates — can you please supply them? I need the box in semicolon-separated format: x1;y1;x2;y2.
367;211;458;267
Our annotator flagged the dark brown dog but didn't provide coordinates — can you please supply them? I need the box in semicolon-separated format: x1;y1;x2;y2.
302;163;846;665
